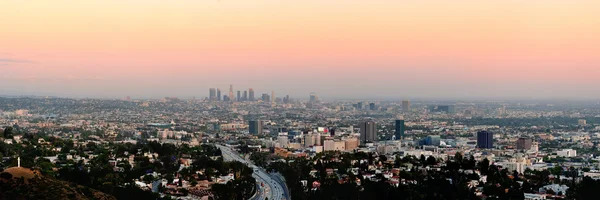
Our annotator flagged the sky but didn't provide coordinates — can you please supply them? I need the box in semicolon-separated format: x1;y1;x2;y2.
1;0;599;100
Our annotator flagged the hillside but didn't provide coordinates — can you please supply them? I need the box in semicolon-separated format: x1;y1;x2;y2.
0;167;116;200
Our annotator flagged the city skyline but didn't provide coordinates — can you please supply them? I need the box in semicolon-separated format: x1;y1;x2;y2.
3;1;600;199
1;0;600;99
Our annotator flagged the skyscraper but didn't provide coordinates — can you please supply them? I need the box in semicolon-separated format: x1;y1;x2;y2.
249;88;255;101
369;103;376;110
271;91;275;104
237;91;241;102
402;100;411;112
359;121;376;145
249;120;262;135
394;119;405;140
243;91;248;101
209;88;216;101
261;93;270;102
309;93;317;103
477;131;494;149
229;84;234;102
216;88;221;101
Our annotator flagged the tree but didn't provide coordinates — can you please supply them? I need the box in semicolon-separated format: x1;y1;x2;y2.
550;165;563;177
479;158;490;175
142;175;154;183
426;156;437;166
3;127;13;138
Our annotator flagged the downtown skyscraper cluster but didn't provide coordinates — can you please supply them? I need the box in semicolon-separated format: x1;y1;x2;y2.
208;85;276;103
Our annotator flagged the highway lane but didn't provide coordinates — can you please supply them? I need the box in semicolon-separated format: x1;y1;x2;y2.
217;144;288;200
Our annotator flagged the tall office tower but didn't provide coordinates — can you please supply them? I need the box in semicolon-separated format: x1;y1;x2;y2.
477;131;494;149
448;105;456;114
304;134;315;147
237;91;241;102
249;120;262;135
516;137;533;150
249;88;255;101
359;121;376;145
402;100;411;112
228;84;234;101
369;103;376;110
261;94;270;102
357;102;363;110
243;91;248;101
315;132;321;146
271;91;275;103
309;93;317;103
394;119;405;140
209;88;216;101
284;95;290;103
217;89;222;101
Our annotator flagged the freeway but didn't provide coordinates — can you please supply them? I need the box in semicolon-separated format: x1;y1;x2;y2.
217;144;288;200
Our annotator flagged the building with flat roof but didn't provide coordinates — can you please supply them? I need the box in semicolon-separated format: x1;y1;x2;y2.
249;120;262;135
360;121;376;145
477;131;494;149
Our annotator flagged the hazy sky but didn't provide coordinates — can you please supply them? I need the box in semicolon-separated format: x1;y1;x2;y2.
1;0;599;100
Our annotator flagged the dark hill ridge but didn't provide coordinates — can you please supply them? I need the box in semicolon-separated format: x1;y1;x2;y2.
0;167;116;200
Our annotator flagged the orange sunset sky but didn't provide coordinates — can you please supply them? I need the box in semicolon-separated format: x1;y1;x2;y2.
1;0;599;99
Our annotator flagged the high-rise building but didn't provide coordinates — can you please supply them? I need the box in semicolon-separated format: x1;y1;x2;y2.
243;91;248;101
271;91;275;104
309;93;318;103
237;91;241;102
209;88;216;101
402;100;411;112
261;94;270;102
359;121;376;145
315;132;321;146
357;102;363;110
249;88;255;101
304;134;315;147
516;137;533;150
477;131;494;149
249;120;262;135
217;89;221;101
229;84;234;102
283;95;290;104
369;103;376;110
394;119;405;140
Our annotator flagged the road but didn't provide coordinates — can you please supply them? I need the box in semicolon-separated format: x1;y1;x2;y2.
217;144;288;200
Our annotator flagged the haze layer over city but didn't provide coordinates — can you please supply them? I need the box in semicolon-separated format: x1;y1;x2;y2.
1;0;600;99
1;1;600;200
